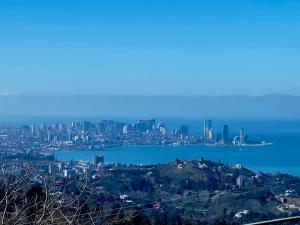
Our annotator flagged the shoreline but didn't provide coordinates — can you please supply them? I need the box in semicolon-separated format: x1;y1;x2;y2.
54;142;274;152
204;142;273;147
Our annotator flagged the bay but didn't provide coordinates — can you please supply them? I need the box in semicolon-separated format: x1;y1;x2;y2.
54;119;300;177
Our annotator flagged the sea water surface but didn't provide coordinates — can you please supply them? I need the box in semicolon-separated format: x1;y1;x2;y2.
54;119;300;177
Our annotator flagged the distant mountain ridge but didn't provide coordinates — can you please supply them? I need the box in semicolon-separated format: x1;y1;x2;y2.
0;94;299;118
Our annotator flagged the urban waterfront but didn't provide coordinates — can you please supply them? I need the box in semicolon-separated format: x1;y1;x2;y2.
2;1;300;223
54;119;300;177
1;118;299;224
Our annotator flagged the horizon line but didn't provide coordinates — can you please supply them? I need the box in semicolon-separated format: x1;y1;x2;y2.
1;93;300;98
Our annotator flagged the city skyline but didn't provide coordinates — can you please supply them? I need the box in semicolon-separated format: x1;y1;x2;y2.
0;1;300;224
0;118;256;150
1;0;300;96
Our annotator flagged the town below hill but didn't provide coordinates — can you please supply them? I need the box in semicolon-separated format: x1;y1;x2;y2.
0;156;299;225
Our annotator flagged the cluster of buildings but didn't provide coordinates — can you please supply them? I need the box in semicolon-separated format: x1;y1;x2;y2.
0;152;108;184
0;118;191;152
0;118;260;162
203;119;248;145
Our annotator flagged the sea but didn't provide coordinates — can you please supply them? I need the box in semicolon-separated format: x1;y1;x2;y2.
1;117;299;177
51;118;300;177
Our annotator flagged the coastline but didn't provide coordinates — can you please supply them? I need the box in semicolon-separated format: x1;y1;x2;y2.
54;142;274;152
204;142;274;147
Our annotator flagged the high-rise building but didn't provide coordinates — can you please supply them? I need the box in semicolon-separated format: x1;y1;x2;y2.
83;121;92;133
136;120;147;132
115;122;124;134
204;119;212;138
208;129;214;140
146;119;156;131
240;128;246;144
222;125;229;143
123;124;132;134
102;120;108;132
95;122;105;134
30;124;35;134
58;123;65;132
107;120;116;132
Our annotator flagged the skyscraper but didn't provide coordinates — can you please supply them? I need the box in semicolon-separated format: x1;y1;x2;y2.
222;125;229;144
204;119;212;138
146;119;156;131
240;128;246;144
83;121;92;133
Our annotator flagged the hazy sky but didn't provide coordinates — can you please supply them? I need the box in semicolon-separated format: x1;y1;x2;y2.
0;0;299;96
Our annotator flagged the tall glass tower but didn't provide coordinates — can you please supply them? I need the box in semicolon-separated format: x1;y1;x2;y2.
204;119;212;138
222;125;229;143
240;128;245;144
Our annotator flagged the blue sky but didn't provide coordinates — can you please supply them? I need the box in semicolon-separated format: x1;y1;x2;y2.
0;0;299;96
